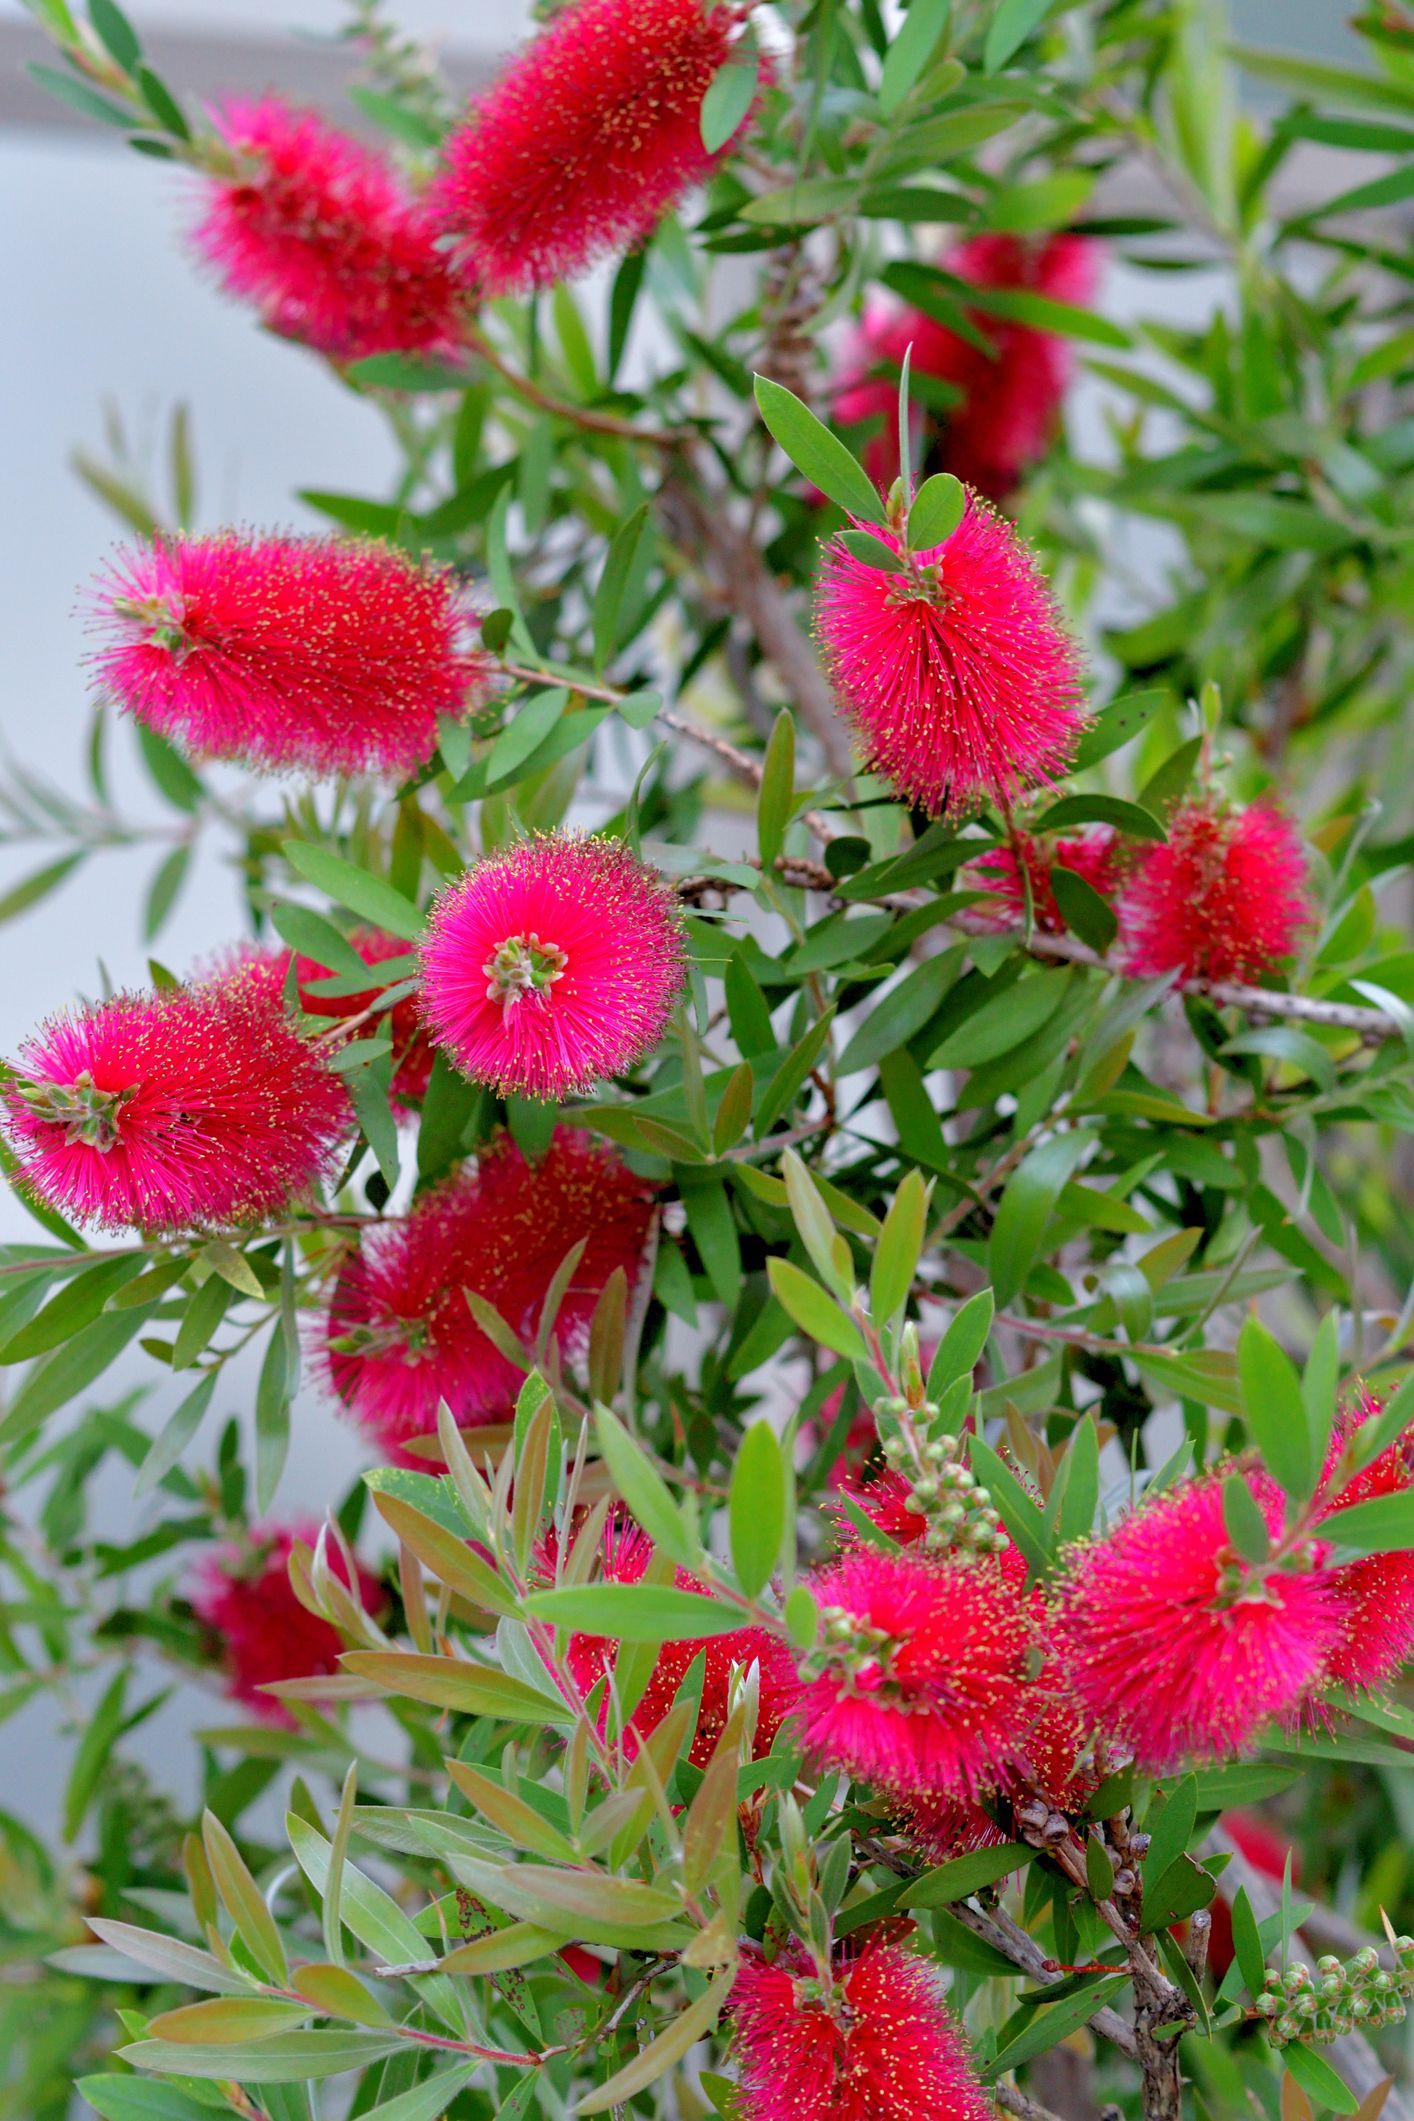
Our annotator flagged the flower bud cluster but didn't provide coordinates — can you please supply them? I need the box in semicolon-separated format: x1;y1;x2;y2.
879;1423;1008;1557
1255;1939;1414;2046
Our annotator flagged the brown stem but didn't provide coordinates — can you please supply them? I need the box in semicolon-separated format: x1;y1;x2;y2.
459;324;693;449
995;2083;1072;2121
658;476;856;781
949;1902;1138;2060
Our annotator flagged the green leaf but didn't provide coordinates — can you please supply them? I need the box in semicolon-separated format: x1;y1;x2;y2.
339;1651;571;1722
1;1309;147;1441
731;1419;787;1597
907;472;965;549
927;1290;993;1391
254;1321;291;1514
1144;1774;1198;1887
0;852;83;924
871;1169;927;1326
766;1258;868;1361
740;178;862;226
1034;794;1165;841
701;53;758;152
357;2065;482;2120
1054;1414;1100;1545
135;1370;217;1496
488;688;567;785
880;0;951;116
931;970;1069;1069
1085;1832;1115;1902
757;708;797;867
984;0;1057;70
203;1810;287;1984
522;1582;748;1642
147;1997;314;2043
63;1665;128;1842
1229;1886;1267;1999
756;1009;836;1133
988;1131;1092;1308
1319;1488;1414;1558
1049;866;1117;952
753;376;887;525
77;2082;215;2121
903;1841;1031;1906
369;1492;517;1615
1283;2047;1360;2115
117;2033;402;2084
1238;1315;1313;1500
984;1975;1131;2078
593;503;652;675
966;1435;1051;1577
0;1254;143;1363
27;60;132;126
839;528;905;572
838;950;959;1076
595;1403;698;1568
89;0;141;69
282;841;423;943
579;1963;735;2112
86;1917;253;1995
1222;1471;1271;1562
1072;688;1169;771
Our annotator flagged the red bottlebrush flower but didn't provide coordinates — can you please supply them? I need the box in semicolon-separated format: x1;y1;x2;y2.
831;234;1100;500
1056;1470;1339;1771
1119;799;1313;986
898;1689;1097;1862
1313;1395;1414;1696
796;1548;1039;1800
558;1512;797;1768
190;1522;382;1725
324;1128;655;1460
814;496;1086;820
2;979;351;1234
961;828;1120;936
833;1466;930;1547
730;1933;990;2121
293;928;433;1108
91;532;487;781
194;96;464;359
432;0;759;295
421;834;685;1101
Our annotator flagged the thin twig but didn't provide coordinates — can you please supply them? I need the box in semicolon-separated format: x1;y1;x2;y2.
460;324;694;449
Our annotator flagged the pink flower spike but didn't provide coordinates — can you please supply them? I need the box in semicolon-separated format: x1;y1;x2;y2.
1119;797;1313;985
432;0;760;295
730;1933;991;2121
195;96;464;359
1313;1395;1414;1697
814;494;1086;820
323;1128;655;1461
553;1508;797;1767
190;1522;383;1726
2;980;351;1234
421;833;686;1101
91;532;488;781
796;1546;1040;1800
830;233;1101;500
1057;1469;1339;1770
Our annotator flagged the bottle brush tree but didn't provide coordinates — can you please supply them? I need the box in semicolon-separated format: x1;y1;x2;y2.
7;1;1414;2117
